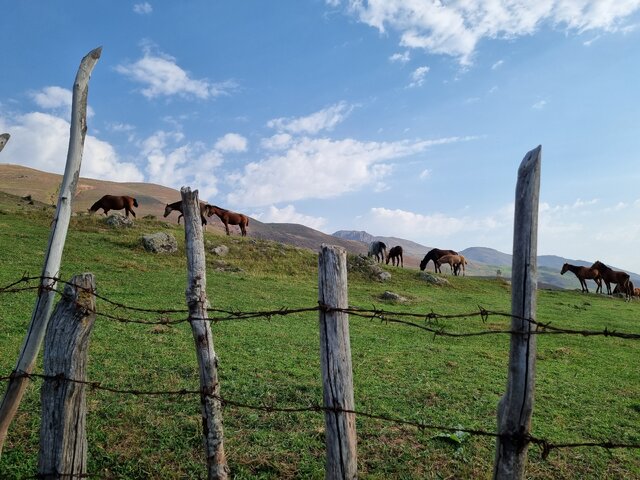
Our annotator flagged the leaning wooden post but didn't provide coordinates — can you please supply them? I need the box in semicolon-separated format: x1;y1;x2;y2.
181;187;229;480
0;133;9;153
38;273;96;479
494;146;541;479
318;244;357;480
0;47;102;457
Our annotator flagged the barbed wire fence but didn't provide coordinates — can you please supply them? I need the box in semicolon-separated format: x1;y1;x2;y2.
1;272;639;480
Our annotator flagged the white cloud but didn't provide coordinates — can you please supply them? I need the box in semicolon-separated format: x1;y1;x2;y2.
337;1;640;65
261;133;293;150
491;60;504;70
215;133;247;153
419;168;431;180
116;46;237;100
267;102;354;135
30;86;95;118
227;134;477;207
389;51;411;63
408;66;430;88
140;130;222;201
0;112;143;182
133;2;153;15
362;207;504;249
252;205;327;230
532;99;548;109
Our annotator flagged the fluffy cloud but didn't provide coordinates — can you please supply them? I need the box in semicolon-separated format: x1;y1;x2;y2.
267;102;354;135
116;46;237;100
227;134;475;207
252;205;327;230
0;111;143;182
140;130;223;201
215;133;248;153
389;51;411;63
408;66;430;88
133;2;152;15
336;0;640;64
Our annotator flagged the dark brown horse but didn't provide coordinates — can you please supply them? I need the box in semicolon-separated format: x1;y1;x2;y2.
419;248;458;273
385;245;403;267
205;205;249;236
89;195;138;218
591;261;631;298
163;200;208;227
560;263;602;293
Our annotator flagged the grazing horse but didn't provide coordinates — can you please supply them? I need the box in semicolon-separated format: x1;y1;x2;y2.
591;261;631;298
368;241;387;263
205;205;249;236
437;254;468;276
385;246;403;267
419;248;458;273
163;200;208;227
560;263;602;294
89;195;138;218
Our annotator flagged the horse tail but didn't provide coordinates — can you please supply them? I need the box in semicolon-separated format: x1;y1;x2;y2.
133;198;139;208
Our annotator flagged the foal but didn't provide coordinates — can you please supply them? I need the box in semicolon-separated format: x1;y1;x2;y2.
385;246;403;267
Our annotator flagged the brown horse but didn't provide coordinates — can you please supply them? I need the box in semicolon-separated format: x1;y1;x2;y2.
205;205;249;236
89;195;138;218
591;261;631;298
419;248;458;273
163;200;208;227
437;254;467;276
560;263;602;294
385;245;403;267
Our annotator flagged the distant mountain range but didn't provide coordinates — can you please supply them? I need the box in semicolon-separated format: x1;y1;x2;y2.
1;164;637;291
332;231;640;290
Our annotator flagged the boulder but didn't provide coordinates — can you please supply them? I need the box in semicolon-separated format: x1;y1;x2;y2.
419;272;450;286
142;232;178;254
210;245;229;257
105;213;134;228
380;291;407;302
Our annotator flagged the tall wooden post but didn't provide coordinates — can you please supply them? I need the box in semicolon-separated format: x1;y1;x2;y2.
181;187;229;480
318;245;357;479
494;146;541;479
0;47;102;457
38;273;96;479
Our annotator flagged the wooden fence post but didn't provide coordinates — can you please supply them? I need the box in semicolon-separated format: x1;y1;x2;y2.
0;133;9;153
38;273;96;479
318;244;357;480
494;146;541;479
181;187;229;480
0;47;102;457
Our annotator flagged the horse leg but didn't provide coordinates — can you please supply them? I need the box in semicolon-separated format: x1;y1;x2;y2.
241;223;246;236
224;222;230;235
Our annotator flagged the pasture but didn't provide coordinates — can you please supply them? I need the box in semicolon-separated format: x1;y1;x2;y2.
0;193;638;479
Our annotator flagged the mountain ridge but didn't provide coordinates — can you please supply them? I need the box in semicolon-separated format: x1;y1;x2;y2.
1;164;637;289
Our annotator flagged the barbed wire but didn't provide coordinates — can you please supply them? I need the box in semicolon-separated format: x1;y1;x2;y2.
3;370;639;461
1;275;639;340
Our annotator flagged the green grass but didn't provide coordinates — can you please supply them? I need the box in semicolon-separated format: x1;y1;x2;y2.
0;195;639;479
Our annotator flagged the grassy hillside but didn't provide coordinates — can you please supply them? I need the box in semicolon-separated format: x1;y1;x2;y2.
0;193;639;479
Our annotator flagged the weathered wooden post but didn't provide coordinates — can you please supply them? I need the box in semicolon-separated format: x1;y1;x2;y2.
181;187;229;480
318;244;357;480
0;133;9;153
494;146;541;479
0;47;102;457
38;273;96;479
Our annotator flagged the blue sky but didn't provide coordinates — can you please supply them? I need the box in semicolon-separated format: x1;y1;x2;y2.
2;1;640;272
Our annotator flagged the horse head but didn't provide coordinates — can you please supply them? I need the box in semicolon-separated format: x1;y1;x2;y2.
163;204;172;217
560;263;569;275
